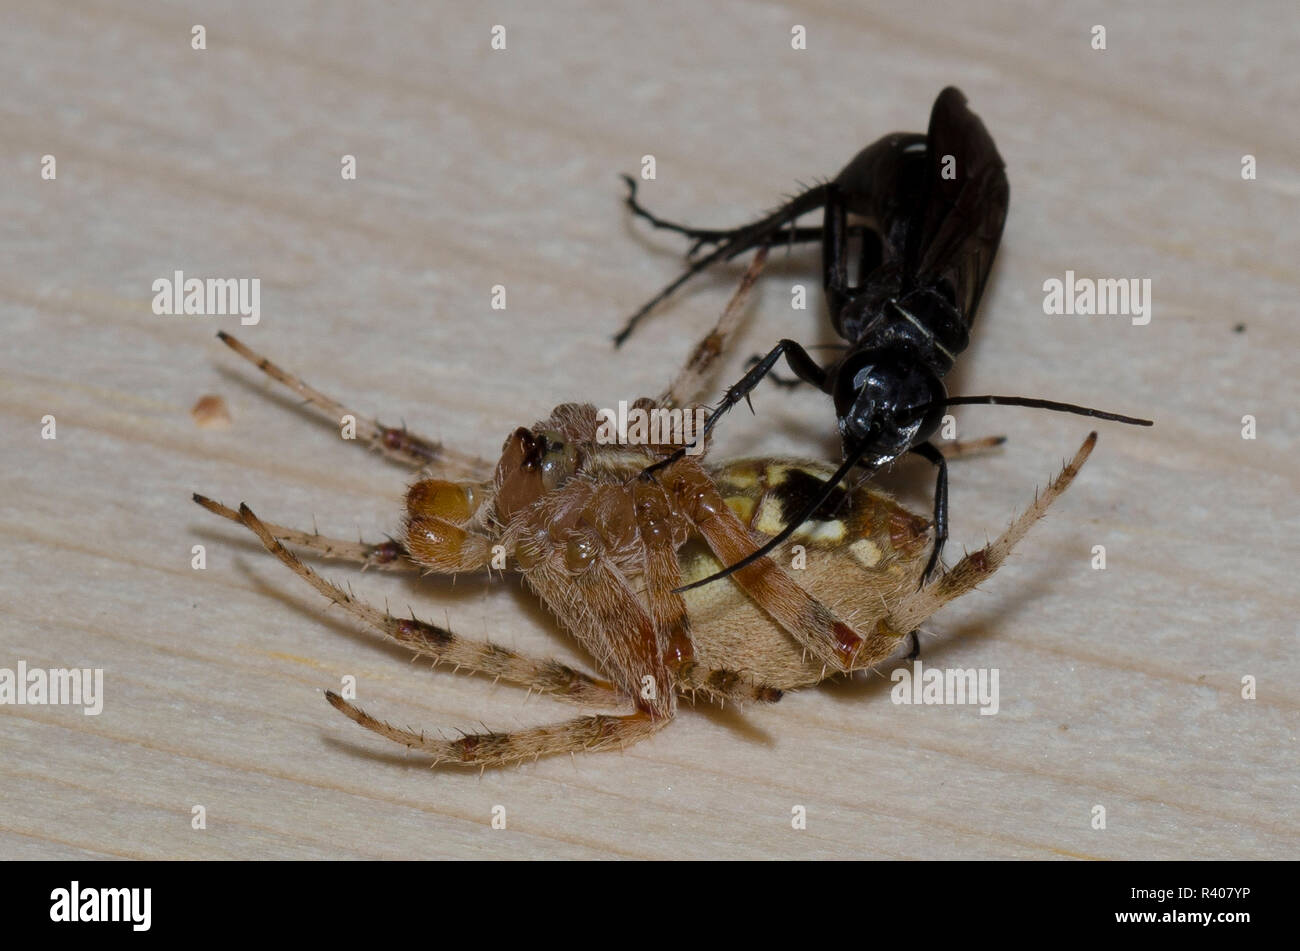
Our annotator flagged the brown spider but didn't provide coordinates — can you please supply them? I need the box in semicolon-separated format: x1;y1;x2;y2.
195;251;1096;767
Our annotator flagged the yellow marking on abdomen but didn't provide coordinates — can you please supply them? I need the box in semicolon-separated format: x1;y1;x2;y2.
724;495;755;523
850;539;883;567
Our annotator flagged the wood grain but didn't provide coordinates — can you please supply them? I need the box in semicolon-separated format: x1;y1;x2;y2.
2;0;1296;859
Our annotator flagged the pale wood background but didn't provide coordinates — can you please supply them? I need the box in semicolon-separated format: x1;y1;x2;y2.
2;1;1296;860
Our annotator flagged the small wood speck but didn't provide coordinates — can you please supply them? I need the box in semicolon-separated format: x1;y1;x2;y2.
191;394;232;429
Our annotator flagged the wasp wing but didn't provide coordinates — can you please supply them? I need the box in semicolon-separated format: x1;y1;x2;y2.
906;87;1010;325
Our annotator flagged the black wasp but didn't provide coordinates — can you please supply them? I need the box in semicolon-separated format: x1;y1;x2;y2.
617;87;1152;590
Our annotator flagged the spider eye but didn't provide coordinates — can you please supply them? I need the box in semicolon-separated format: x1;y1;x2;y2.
538;430;579;490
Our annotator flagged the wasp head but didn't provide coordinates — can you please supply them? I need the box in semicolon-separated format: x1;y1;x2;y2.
833;350;946;466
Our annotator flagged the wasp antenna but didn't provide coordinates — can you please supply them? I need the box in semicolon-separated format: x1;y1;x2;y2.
943;395;1152;427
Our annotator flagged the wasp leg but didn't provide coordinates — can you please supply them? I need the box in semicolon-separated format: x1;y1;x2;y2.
616;179;831;346
909;441;950;583
644;338;828;477
623;174;825;251
821;184;886;315
710;338;829;422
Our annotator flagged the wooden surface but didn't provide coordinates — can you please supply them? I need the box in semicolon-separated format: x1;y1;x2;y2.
2;1;1296;860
